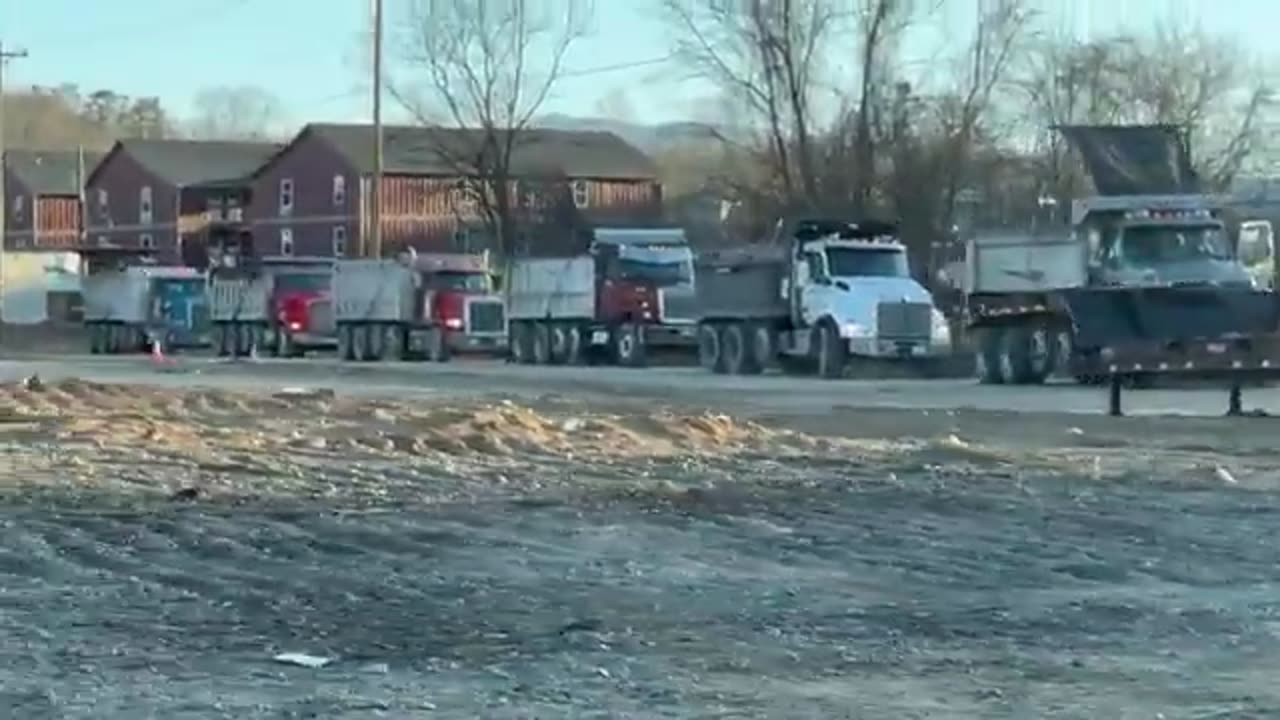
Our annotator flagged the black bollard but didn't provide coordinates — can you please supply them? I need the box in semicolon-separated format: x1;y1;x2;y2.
1108;375;1123;417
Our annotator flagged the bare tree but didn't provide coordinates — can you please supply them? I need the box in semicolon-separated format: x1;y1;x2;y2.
663;0;838;213
390;0;592;257
188;85;288;141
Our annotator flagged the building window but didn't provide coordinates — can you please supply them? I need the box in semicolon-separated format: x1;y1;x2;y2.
140;186;153;224
139;233;154;250
332;175;346;206
571;180;589;209
11;195;23;223
279;178;294;216
332;225;347;257
280;227;294;256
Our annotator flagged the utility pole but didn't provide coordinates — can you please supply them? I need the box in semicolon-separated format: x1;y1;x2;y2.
369;0;384;259
0;41;29;327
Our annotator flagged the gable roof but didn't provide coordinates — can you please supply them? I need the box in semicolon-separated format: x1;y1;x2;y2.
90;138;281;188
4;149;105;196
291;123;656;180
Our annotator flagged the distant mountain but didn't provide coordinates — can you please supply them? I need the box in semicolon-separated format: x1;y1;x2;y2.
534;113;722;154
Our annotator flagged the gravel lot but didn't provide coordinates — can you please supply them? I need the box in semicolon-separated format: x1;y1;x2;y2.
0;359;1276;718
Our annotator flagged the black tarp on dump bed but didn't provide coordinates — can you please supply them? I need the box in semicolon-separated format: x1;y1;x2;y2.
1055;124;1201;196
1062;286;1280;349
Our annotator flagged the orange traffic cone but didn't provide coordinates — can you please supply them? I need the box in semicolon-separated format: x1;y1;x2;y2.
150;338;168;367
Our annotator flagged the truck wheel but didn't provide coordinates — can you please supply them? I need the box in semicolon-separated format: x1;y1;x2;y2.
563;325;584;365
697;322;724;373
214;324;228;357
351;324;369;361
1051;328;1073;378
723;322;761;375
814;321;846;379
510;322;533;364
382;325;403;361
88;323;102;354
974;327;1002;384
278;330;295;359
997;326;1037;384
105;324;119;355
549;323;573;365
1024;325;1052;383
337;325;353;361
613;323;647;368
365;323;385;361
749;322;775;371
532;322;552;364
236;322;254;357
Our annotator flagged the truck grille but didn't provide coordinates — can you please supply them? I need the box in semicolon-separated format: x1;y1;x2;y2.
467;300;505;334
876;301;932;341
307;299;335;335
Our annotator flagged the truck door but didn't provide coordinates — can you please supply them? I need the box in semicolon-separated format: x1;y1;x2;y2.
795;250;826;327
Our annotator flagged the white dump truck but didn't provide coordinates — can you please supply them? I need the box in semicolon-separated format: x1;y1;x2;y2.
79;247;209;354
694;218;951;378
207;256;335;357
505;227;697;367
332;250;506;361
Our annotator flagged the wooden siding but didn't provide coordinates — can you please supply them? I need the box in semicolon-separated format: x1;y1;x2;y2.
84;148;181;262
248;126;664;259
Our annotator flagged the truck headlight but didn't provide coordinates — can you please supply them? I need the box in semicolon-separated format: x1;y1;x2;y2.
840;322;871;339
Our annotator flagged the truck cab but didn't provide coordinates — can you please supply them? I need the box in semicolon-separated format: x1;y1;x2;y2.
1074;199;1253;289
785;220;950;360
591;228;697;346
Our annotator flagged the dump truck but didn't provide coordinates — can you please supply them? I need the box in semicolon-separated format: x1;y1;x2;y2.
79;246;209;354
208;255;335;358
333;250;505;361
505;227;697;367
694;218;952;378
965;124;1280;395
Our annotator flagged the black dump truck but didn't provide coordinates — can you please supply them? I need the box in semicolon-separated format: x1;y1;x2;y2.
963;124;1280;415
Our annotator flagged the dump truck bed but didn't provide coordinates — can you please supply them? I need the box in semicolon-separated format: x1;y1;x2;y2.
694;244;790;321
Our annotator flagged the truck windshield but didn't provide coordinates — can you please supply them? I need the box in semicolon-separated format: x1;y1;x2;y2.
427;271;490;292
1120;224;1232;265
826;247;909;277
275;273;330;293
608;247;693;287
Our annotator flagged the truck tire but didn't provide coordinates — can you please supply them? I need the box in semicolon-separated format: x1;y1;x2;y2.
814;321;846;379
563;325;584;365
549;323;573;365
749;322;776;372
723;322;762;375
697;322;724;373
337;324;354;361
215;324;229;357
236;322;254;357
1023;324;1053;383
426;328;450;362
997;325;1037;384
89;323;102;355
532;322;552;364
510;322;533;364
382;325;403;361
278;330;296;359
1051;328;1073;378
366;323;386;361
106;324;120;355
975;328;1004;384
613;323;647;368
351;324;370;361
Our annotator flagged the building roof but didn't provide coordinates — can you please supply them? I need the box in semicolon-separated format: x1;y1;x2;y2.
5;149;105;196
96;138;282;187
298;123;657;180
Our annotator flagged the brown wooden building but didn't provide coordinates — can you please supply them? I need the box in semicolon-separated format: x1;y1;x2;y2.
246;123;663;258
84;139;281;265
3;149;104;250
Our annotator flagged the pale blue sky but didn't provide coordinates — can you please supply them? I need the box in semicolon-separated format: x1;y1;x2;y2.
2;0;1275;129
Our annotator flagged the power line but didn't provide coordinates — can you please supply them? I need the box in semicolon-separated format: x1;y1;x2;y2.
562;54;676;78
0;40;30;325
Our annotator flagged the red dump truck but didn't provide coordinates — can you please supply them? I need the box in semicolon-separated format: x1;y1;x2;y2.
332;250;506;361
504;227;698;367
208;255;335;357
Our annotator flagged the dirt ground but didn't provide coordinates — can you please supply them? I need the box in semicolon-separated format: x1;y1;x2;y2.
1;377;1278;718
